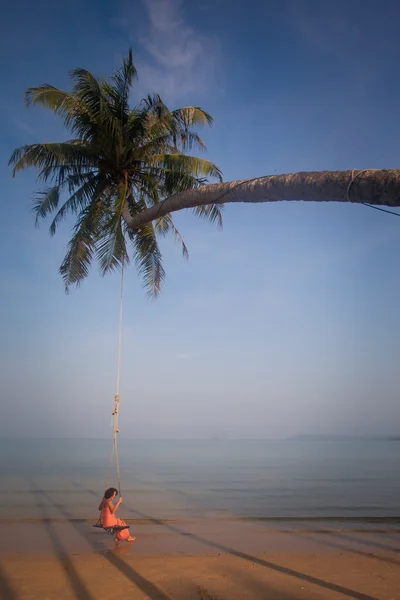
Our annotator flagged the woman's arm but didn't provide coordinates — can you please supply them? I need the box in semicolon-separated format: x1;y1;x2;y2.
107;497;122;515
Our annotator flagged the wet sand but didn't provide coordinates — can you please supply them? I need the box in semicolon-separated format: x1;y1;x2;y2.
1;518;399;599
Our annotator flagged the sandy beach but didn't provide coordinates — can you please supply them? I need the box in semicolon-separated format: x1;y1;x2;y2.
1;518;399;600
1;439;399;599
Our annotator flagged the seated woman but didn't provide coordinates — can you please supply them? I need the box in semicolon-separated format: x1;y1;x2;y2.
98;487;136;542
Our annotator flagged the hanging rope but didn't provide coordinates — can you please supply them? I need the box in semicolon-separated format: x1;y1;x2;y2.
94;263;127;532
105;262;125;497
347;169;400;217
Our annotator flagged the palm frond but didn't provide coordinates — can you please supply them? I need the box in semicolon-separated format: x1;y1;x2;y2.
155;213;189;258
138;130;205;155
37;164;90;187
33;187;60;225
32;172;99;227
171;106;214;128
145;154;223;181
174;131;207;153
59;199;104;291
192;204;224;228
25;85;98;135
48;175;105;235
96;217;129;276
125;107;150;142
9;142;97;177
70;69;106;115
25;85;74;115
132;223;165;297
107;48;138;118
146;105;209;153
96;184;130;275
160;171;208;197
140;93;169;118
134;132;178;158
68;69;125;145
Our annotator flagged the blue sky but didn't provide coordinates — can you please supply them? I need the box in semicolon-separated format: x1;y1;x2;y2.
1;0;400;439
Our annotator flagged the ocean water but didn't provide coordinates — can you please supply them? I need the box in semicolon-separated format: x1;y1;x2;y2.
0;438;399;528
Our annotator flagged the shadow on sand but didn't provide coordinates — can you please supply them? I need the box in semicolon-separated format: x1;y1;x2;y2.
330;530;400;554
30;479;173;600
291;530;400;567
0;562;19;600
77;484;378;600
29;479;96;600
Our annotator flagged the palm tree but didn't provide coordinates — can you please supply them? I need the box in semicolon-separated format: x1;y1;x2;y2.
9;50;223;296
121;169;400;231
11;52;399;293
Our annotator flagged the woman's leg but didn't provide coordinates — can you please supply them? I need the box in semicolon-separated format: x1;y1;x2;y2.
113;519;135;542
116;528;133;541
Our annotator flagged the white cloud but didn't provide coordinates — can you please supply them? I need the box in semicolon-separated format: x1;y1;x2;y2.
143;0;203;68
117;0;221;104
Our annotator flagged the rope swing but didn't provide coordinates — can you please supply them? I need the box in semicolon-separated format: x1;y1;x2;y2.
93;264;129;535
108;260;125;496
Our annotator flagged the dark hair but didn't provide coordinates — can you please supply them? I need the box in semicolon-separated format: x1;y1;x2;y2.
104;487;118;499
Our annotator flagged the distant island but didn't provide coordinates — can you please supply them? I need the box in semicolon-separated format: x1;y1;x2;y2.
287;434;400;442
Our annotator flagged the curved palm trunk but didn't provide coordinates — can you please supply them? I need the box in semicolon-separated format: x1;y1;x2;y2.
122;170;400;230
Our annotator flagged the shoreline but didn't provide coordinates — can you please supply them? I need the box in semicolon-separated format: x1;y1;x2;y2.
2;515;400;553
2;516;400;556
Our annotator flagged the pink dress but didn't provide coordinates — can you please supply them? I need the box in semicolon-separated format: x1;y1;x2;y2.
101;500;130;540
